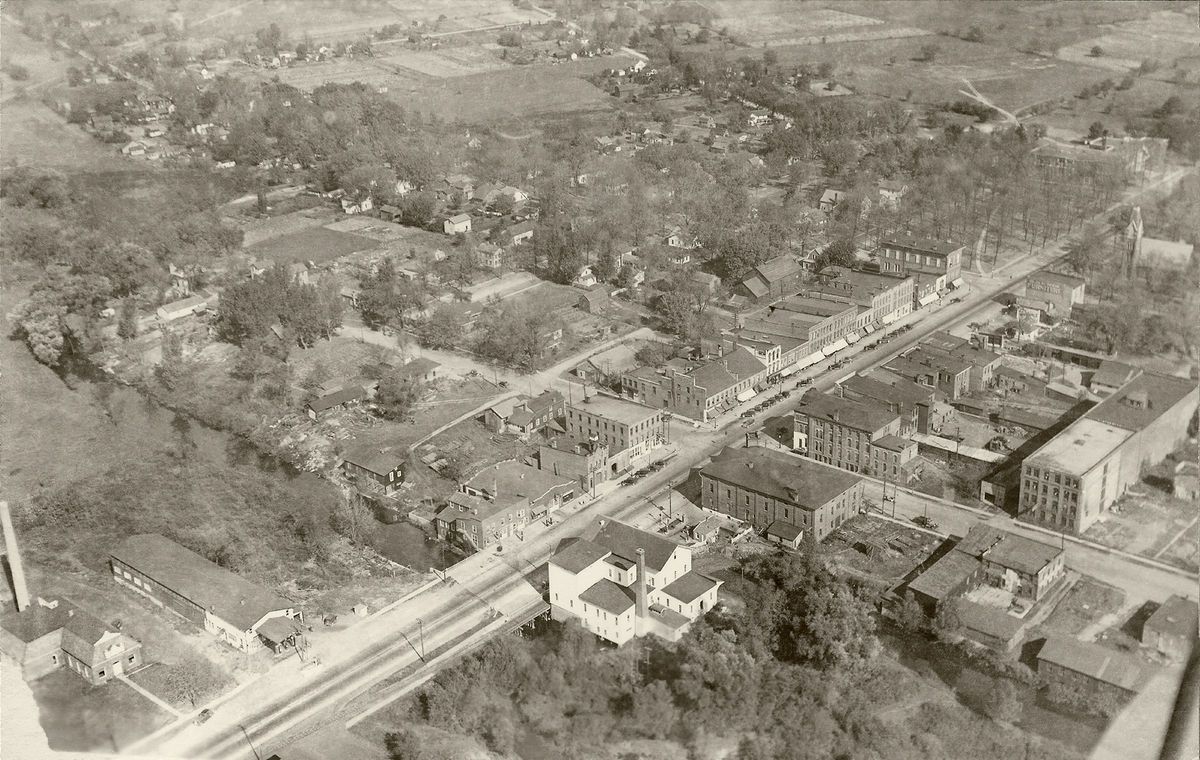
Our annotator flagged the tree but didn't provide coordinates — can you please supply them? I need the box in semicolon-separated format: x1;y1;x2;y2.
420;306;460;349
330;495;373;544
1089;45;1104;58
654;289;695;336
163;655;225;708
635;342;671;367
917;43;940;62
117;298;139;340
375;374;424;421
1087;121;1107;141
256;23;285;56
984;678;1024;723
893;594;928;634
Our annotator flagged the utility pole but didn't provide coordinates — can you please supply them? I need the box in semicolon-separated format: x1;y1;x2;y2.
238;724;263;760
416;618;425;660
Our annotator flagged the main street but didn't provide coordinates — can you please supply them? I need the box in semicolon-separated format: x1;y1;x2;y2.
136;167;1192;759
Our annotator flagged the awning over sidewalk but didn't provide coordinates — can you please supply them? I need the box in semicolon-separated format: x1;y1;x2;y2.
951;278;965;289
881;313;896;324
797;351;825;369
735;388;756;402
862;324;875;334
918;293;938;307
780;364;798;377
845;331;861;344
822;338;849;356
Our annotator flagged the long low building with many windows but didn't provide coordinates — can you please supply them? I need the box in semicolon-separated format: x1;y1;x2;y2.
1018;372;1198;534
699;446;866;543
110;534;304;654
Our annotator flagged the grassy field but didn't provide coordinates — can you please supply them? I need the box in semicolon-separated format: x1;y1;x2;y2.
243;225;380;265
0;98;134;172
401;56;629;123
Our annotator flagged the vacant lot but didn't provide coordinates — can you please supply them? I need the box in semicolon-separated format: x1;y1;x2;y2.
825;514;943;587
706;3;890;46
1057;9;1200;72
402;56;629;122
770;35;1111;113
1034;576;1125;638
244;225;379;265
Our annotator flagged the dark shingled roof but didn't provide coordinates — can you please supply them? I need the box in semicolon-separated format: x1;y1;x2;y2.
765;520;803;542
661;571;721;604
590;518;681;573
907;551;980;601
579;579;636;615
1143;595;1199;640
550;538;611;573
752;254;802;284
795;392;899;434
955;525;1061;576
307;385;366;413
843;371;936;408
111;535;296;631
61;609;136;667
701;447;864;510
1038;636;1144;692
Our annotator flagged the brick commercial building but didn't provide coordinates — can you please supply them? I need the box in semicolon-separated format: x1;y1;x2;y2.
809;266;914;327
565;394;666;474
919;332;1001;393
740;296;859;354
837;370;942;436
884;349;972;401
111;534;303;653
1019;372;1199;534
538;435;610;493
548;518;721;645
1025;271;1086;317
876;233;964;291
700;446;866;543
1037;636;1144;705
906;524;1065;616
622;347;767;422
791;392;916;479
435;461;578;550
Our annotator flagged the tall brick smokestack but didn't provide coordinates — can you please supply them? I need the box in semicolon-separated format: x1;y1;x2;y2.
635;548;648;618
0;501;31;611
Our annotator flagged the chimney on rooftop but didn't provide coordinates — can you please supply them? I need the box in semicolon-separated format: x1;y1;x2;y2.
0;501;31;612
635;548;648;619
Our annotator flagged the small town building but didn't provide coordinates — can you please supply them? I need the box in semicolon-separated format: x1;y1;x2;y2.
1038;636;1144;704
156;292;218;322
305;385;367;420
1019;372;1199;534
791;392;916;479
0;597;144;686
1089;360;1141;397
565;394;666;475
837;370;941;436
765;521;804;550
435;461;577;550
443;213;472;235
549;518;721;645
735;255;803;303
1141;594;1199;661
877;233;964;290
700;446;866;543
1025;271;1086;317
479;390;565;438
111;535;303;653
341;445;406;496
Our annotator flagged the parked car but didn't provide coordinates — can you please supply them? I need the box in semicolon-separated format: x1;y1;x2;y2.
912;515;938;531
195;709;214;726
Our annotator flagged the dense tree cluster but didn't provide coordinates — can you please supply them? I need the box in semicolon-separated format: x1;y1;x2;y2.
389;551;1077;760
473;300;565;371
216;265;343;347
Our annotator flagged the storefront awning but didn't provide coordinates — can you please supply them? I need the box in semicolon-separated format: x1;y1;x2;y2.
822;338;849;356
918;293;938;307
736;388;756;402
862;324;875;334
845;332;861;344
780;364;797;377
951;277;965;289
881;313;896;325
800;351;825;368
